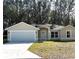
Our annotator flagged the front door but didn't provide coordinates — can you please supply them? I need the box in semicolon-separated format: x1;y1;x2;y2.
40;30;47;40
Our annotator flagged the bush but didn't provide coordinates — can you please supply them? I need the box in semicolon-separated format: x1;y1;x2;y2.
3;35;8;44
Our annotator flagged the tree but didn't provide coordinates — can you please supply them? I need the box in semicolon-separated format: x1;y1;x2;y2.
50;0;75;26
3;0;51;29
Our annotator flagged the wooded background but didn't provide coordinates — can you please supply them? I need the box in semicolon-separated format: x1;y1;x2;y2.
3;0;75;29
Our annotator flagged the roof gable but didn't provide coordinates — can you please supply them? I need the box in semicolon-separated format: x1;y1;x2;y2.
65;25;75;28
5;22;39;30
62;25;75;30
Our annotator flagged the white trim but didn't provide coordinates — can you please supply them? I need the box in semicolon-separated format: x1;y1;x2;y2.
10;31;11;42
7;31;11;42
35;31;38;41
34;31;37;41
8;31;11;42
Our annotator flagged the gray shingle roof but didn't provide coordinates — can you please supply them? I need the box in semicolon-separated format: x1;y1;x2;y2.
51;25;64;31
51;25;74;31
52;26;64;31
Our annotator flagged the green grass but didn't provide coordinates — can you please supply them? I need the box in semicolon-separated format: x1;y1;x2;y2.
28;41;75;59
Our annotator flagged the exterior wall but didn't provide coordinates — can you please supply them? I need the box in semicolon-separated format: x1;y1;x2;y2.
48;27;51;40
60;26;75;40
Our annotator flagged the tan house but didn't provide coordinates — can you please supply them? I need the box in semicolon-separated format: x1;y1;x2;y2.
5;22;75;43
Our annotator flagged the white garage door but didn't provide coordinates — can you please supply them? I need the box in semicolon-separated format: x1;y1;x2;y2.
9;30;37;42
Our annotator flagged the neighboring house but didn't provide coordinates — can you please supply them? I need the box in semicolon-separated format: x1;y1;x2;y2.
4;22;75;42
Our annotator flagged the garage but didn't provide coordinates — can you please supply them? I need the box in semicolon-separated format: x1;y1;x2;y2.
9;30;36;42
5;22;39;43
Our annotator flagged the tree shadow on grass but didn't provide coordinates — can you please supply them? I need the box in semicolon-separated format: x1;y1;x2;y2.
47;39;75;42
35;39;75;43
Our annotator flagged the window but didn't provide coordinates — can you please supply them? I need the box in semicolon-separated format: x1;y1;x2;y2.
51;32;54;38
55;32;58;37
67;31;70;38
51;32;58;38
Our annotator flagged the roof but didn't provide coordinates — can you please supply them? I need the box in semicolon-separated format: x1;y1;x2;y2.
51;25;64;31
51;25;74;31
39;24;52;26
32;24;52;27
32;24;52;29
5;22;39;30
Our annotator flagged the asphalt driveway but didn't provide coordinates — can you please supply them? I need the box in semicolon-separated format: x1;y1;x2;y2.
2;43;41;59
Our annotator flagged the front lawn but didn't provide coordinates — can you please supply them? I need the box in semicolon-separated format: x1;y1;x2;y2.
28;41;75;59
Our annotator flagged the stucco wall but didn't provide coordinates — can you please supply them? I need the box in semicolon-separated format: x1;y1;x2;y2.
38;28;48;40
